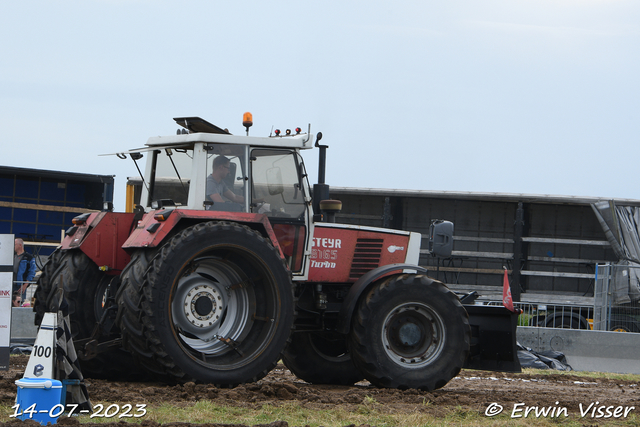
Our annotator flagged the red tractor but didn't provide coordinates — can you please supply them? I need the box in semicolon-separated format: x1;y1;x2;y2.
34;115;519;389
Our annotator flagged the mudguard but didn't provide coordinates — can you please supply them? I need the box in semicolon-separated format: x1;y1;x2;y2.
122;208;285;258
61;209;285;273
63;211;135;274
336;263;428;335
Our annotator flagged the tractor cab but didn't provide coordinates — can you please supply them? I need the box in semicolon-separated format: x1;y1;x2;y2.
124;117;314;215
134;141;312;218
114;117;316;277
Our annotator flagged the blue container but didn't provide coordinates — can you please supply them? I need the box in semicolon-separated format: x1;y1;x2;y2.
15;378;63;425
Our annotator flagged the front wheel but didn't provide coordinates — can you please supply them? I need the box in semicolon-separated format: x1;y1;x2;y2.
348;274;470;390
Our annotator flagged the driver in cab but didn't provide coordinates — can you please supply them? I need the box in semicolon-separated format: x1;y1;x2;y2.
206;155;244;209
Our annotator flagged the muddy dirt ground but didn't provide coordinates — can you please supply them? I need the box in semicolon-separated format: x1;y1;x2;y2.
1;355;639;426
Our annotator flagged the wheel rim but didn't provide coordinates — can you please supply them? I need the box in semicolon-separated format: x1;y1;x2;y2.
171;256;256;356
382;302;446;368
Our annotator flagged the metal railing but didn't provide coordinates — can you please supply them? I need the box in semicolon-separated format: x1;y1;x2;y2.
480;264;640;333
593;263;640;332
483;301;594;330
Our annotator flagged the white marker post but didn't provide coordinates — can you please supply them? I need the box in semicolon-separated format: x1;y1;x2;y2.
0;234;14;370
24;312;57;379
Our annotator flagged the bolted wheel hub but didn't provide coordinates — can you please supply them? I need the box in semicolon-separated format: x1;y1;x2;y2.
194;295;213;316
184;286;223;328
382;302;446;368
398;322;423;347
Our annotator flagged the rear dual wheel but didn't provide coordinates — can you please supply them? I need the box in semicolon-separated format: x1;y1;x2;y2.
33;249;140;379
33;249;64;327
116;221;295;386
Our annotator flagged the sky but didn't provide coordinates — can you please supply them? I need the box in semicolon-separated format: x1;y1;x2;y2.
1;1;639;210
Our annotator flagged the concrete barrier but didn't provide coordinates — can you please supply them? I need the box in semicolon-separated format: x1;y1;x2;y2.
517;326;640;374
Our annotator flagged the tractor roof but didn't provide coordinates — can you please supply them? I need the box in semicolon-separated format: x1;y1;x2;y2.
161;116;315;149
145;131;315;150
101;117;316;157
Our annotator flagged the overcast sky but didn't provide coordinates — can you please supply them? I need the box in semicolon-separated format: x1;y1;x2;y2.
1;1;639;210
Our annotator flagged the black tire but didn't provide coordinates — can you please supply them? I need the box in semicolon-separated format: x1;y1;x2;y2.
608;315;640;333
33;249;64;326
282;331;365;385
116;221;295;386
33;249;141;379
348;274;470;390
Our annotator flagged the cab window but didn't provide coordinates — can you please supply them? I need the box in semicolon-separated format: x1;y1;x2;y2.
205;145;246;212
251;149;305;219
149;148;192;206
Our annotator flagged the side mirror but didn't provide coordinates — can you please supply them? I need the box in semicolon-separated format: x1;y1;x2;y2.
429;220;454;258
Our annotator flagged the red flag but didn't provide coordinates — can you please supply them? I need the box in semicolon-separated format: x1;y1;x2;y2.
502;269;515;312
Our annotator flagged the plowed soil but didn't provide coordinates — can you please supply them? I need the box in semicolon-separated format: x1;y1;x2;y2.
2;355;639;426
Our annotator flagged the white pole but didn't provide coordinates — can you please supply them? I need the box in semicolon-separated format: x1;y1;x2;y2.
0;234;15;370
